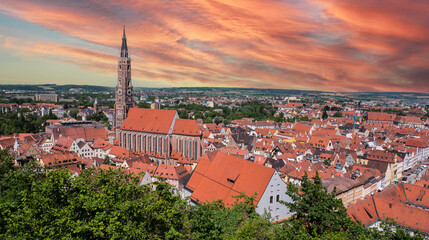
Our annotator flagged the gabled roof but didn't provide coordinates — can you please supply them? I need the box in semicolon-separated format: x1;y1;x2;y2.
397;183;429;209
92;138;113;150
366;150;396;163
205;123;221;133
77;141;87;149
51;137;75;153
323;177;364;195
405;139;428;148
309;136;331;148
50;124;108;142
0;138;15;150
347;198;378;226
293;123;312;133
367;112;396;122
40;152;81;166
121;108;177;134
109;146;133;161
153;164;189;181
186;151;274;206
373;197;429;234
129;162;158;176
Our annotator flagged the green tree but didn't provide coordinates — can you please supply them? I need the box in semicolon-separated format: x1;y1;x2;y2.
333;112;342;117
103;155;111;165
69;110;79;119
322;109;328;120
137;101;150;108
284;172;355;237
0;150;424;239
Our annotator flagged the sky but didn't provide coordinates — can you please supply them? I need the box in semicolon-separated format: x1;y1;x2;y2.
0;0;428;92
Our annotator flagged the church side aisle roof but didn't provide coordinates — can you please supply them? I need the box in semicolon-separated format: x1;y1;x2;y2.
173;119;201;136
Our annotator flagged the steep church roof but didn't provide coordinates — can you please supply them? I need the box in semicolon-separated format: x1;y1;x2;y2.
120;108;177;134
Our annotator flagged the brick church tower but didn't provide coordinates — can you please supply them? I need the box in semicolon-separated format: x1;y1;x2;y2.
114;26;134;139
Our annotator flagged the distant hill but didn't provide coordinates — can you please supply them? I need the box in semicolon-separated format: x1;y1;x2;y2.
1;84;428;99
0;84;113;92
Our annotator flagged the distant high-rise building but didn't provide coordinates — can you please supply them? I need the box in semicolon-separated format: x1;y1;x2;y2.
35;94;58;102
151;102;160;109
114;26;134;139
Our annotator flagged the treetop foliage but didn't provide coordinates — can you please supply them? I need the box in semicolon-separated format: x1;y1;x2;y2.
0;150;424;239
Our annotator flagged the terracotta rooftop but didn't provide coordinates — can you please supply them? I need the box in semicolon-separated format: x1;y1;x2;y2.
50;137;75;153
121;108;177;134
172;119;201;136
91;138;113;150
186;151;274;206
40;152;81;167
153;164;189;181
349;183;429;234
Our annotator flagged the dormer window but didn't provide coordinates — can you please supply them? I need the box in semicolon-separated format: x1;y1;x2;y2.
227;178;235;184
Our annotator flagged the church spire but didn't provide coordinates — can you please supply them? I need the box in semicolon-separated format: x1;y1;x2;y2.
121;25;128;57
115;26;133;140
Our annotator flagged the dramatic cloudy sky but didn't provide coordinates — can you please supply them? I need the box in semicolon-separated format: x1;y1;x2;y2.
0;0;428;92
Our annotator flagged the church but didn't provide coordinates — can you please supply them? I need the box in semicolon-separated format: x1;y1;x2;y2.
114;27;202;164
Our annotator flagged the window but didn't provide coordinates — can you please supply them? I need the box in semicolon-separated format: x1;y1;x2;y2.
270;196;273;203
194;140;198;159
276;195;280;202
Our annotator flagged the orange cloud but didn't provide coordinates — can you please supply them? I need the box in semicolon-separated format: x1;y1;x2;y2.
0;0;428;92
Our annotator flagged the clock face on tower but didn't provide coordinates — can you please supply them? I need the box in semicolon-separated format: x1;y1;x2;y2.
127;89;132;96
117;89;122;96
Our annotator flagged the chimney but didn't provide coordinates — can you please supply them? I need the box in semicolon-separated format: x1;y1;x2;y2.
389;202;393;208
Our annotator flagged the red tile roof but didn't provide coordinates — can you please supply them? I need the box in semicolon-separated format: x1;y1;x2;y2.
129;162;158;176
349;183;429;234
50;137;75;153
91;138;113;150
186;151;274;206
308;136;330;149
121;108;177;134
52;126;108;142
40;152;81;166
0;138;15;150
367;112;396;122
293;123;312;134
366;150;396;163
347;198;378;226
405;139;428;148
374;197;429;234
153;164;189;181
172;119;201;136
109;146;133;161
